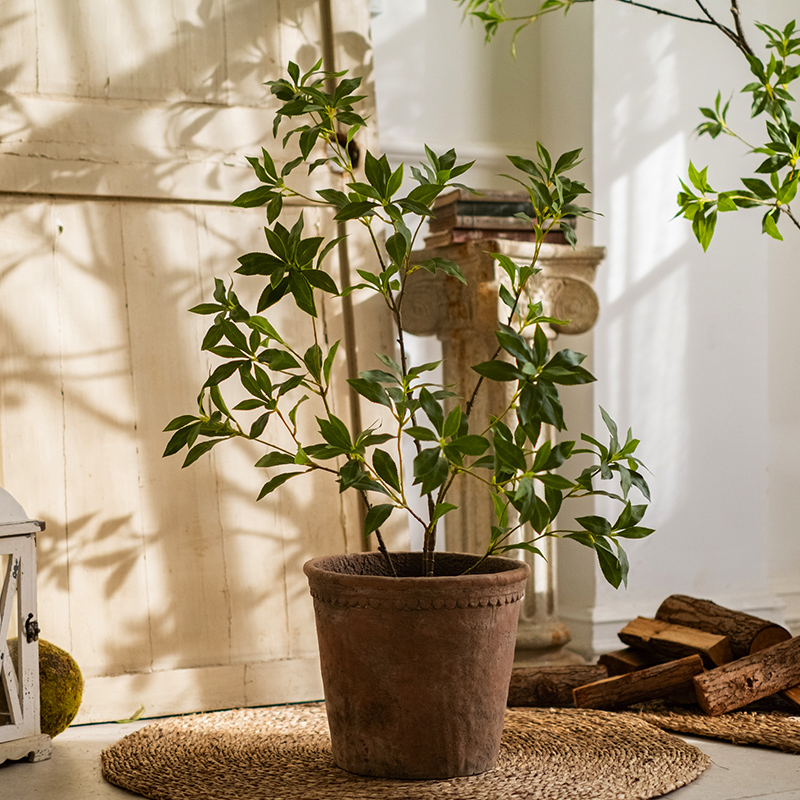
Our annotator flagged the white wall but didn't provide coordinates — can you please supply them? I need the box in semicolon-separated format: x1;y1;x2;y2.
585;0;779;654
371;0;541;186
372;0;800;655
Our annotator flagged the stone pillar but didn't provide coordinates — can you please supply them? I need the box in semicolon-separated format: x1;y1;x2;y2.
401;239;605;663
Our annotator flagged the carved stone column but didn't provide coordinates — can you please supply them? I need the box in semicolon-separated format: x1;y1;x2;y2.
401;239;605;663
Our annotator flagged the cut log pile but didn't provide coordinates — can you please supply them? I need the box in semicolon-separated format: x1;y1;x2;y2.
509;594;800;717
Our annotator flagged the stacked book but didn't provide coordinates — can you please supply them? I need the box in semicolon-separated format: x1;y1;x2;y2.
424;189;573;248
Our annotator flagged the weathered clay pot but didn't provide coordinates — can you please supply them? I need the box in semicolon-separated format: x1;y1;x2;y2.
303;551;530;779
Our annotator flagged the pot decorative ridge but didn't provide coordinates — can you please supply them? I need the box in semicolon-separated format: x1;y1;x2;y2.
304;551;530;780
306;552;527;610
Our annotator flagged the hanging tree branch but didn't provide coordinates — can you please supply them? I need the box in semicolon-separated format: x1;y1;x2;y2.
692;0;754;58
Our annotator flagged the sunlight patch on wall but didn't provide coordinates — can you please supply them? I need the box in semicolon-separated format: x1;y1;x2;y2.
605;133;688;303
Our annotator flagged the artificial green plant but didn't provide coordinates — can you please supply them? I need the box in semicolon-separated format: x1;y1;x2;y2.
163;61;653;585
457;0;800;248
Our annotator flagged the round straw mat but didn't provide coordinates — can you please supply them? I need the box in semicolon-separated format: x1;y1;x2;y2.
101;703;709;800
629;704;800;754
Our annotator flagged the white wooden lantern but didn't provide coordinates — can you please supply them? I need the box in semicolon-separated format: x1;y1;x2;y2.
0;487;51;763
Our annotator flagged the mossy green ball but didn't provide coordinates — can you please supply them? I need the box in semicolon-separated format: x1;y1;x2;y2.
6;638;84;738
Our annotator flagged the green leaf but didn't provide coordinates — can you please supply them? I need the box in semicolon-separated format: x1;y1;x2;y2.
472;360;520;381
600;407;619;448
419;388;444;434
596;546;625;589
614;501;647;529
443;406;462;439
348;377;393;408
616;526;655;540
576;515;612;536
288;395;309;427
247;315;283;342
232;186;280;208
496;326;534;364
500;540;545;559
416;257;467;284
764;212;784;241
323;340;340;384
536;473;574;490
209;383;231;417
449;434;489;456
405;426;438;441
363;503;394;536
288;271;317;316
305;269;339;294
742;177;775;200
417;455;450;494
317;414;353;451
778;175;799;205
182;439;221;467
255;452;296;468
164;415;198;432
257;471;305;500
303;344;323;381
431;502;458;525
190;303;226;315
334;200;377;221
413;446;442;477
493;434;527;472
364;150;389;196
386;232;408;265
373;449;401;491
249;412;271;440
204;361;246;388
261;349;300;371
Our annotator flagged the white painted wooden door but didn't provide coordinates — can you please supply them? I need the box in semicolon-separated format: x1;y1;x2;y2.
0;0;378;722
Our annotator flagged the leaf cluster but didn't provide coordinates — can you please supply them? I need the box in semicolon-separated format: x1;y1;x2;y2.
673;19;800;247
456;1;800;248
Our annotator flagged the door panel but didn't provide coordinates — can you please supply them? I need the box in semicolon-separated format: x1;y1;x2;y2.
0;0;378;721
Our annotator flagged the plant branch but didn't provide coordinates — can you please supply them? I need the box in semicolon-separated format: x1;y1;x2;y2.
727;0;755;58
783;207;800;232
615;0;720;27
692;0;753;57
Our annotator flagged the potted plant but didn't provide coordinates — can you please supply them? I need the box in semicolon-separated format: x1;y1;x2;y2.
163;60;653;780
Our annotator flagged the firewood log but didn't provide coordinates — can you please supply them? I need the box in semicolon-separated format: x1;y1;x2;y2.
694;636;800;715
598;647;667;676
656;594;799;709
618;616;733;668
573;655;704;710
507;665;608;707
655;594;791;658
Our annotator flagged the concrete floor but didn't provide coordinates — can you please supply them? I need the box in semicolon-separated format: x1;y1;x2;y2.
1;718;799;799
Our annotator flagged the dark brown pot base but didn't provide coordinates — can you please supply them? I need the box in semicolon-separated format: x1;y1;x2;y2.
304;552;530;780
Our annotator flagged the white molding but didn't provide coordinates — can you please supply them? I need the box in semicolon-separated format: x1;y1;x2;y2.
75;656;324;724
561;591;788;660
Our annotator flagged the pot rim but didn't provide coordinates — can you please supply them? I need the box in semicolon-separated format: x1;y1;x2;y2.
303;551;531;595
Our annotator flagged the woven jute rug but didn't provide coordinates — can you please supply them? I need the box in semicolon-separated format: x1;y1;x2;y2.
627;703;800;754
101;703;709;800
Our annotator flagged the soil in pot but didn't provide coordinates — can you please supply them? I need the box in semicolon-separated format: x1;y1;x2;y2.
304;551;530;780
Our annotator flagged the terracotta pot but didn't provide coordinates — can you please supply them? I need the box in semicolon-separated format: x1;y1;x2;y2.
303;551;530;779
